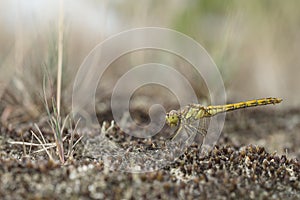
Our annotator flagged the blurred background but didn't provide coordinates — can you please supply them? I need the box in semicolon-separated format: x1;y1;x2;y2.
0;0;299;123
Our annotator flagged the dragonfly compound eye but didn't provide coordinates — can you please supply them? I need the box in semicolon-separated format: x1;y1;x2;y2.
166;110;180;127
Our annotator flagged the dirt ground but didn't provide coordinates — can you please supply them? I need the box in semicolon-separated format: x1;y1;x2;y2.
0;107;299;200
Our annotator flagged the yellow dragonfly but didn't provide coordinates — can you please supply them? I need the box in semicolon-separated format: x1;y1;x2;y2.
166;97;282;140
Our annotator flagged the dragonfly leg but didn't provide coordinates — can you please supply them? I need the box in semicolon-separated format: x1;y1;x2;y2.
170;125;183;141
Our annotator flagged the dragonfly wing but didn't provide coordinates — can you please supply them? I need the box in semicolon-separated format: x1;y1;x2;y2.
183;123;198;144
183;117;209;137
182;117;210;144
170;122;196;144
197;117;210;137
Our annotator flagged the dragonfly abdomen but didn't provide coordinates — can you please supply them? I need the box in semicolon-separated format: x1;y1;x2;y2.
223;97;282;112
197;97;282;118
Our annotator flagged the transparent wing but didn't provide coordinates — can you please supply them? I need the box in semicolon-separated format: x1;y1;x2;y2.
197;117;210;137
171;117;210;144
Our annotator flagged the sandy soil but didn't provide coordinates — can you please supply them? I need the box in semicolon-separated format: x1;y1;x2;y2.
0;108;299;200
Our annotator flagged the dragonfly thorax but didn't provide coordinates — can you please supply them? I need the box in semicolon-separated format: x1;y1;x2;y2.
166;110;181;127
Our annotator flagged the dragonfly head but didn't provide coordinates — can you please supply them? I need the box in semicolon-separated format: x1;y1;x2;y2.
166;110;180;127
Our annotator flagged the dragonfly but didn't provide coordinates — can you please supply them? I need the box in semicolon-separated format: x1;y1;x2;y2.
165;97;282;141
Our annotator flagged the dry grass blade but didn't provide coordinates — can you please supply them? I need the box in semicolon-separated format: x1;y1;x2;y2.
67;117;81;158
28;133;34;155
21;132;27;157
56;0;64;116
8;141;55;147
43;75;65;163
30;130;53;161
33;144;57;154
72;135;83;151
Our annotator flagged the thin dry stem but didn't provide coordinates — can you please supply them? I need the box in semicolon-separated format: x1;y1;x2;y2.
8;141;55;147
67;118;80;157
30;130;53;161
21;132;27;157
101;120;115;134
34;123;47;145
28;134;34;155
72;135;83;150
56;0;64;116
